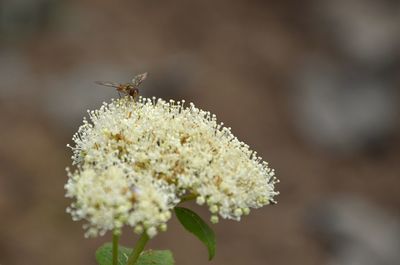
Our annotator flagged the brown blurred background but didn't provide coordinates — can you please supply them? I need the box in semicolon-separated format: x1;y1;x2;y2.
1;0;400;264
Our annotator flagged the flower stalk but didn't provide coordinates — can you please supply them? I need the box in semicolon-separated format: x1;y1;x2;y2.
126;233;150;265
179;193;197;203
112;233;120;265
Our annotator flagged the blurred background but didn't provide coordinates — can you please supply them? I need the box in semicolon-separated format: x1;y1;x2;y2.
1;0;399;264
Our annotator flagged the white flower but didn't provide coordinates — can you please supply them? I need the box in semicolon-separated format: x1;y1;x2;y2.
66;97;278;237
65;166;135;237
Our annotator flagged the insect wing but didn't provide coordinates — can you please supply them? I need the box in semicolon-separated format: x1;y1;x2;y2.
94;81;120;88
131;72;148;87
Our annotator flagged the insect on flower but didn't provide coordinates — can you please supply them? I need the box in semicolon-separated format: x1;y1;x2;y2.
95;72;148;99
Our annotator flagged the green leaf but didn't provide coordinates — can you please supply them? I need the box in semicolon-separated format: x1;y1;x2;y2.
138;249;174;265
95;243;174;265
174;207;216;260
95;243;131;265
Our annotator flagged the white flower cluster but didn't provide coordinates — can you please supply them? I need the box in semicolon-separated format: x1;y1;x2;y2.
66;97;278;238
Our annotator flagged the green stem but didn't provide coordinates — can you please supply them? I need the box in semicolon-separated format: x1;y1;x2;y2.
180;193;197;203
126;233;150;265
112;233;120;265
